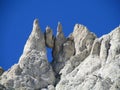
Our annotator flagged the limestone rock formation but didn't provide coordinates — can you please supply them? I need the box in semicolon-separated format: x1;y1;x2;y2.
45;26;54;48
0;19;55;90
52;22;66;74
52;22;66;59
73;24;96;55
0;19;120;90
56;26;120;90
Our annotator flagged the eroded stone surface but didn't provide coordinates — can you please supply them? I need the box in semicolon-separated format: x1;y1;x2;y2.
0;20;120;90
56;26;120;90
52;22;66;59
73;24;96;55
0;19;55;90
0;84;6;90
45;26;54;48
52;22;66;74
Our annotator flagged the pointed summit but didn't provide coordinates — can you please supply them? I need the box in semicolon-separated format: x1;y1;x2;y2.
33;19;40;31
57;22;62;35
0;19;55;89
23;19;46;55
45;26;54;48
73;24;96;55
53;22;66;56
73;24;88;34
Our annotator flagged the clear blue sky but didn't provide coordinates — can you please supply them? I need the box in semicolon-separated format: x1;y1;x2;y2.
0;0;120;70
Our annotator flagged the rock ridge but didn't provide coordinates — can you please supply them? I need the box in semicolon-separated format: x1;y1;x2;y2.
0;19;120;90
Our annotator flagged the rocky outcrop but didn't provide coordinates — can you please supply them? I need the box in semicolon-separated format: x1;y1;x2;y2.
45;26;54;48
56;26;120;90
52;22;66;59
59;24;97;77
52;22;66;74
52;35;75;74
90;39;101;56
0;19;120;90
73;24;96;55
0;19;55;90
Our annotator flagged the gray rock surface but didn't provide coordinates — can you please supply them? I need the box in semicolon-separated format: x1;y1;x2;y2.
52;22;66;60
45;26;54;48
56;26;120;90
0;20;120;90
0;19;55;90
52;22;66;74
73;24;96;55
59;24;97;77
0;84;6;90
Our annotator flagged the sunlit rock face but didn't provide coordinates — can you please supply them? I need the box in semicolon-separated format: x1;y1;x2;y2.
0;19;55;90
44;26;54;48
0;19;120;90
56;26;120;90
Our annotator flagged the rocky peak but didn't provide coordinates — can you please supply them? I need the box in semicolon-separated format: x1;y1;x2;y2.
52;22;66;61
56;25;120;90
0;19;55;90
23;19;46;56
0;20;120;90
57;22;63;34
45;26;54;48
33;19;39;29
73;24;96;55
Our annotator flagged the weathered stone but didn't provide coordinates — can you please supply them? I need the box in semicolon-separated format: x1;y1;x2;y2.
107;26;120;61
52;22;66;59
52;22;66;74
100;35;110;60
0;19;55;89
0;84;6;90
45;26;54;48
72;24;96;55
56;26;120;90
0;20;120;90
90;39;101;56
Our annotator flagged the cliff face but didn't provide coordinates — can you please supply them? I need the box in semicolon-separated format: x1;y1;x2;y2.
0;19;120;90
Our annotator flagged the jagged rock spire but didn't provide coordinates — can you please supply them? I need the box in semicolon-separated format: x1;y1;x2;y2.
23;19;46;56
45;26;54;48
53;22;66;56
0;19;55;90
57;22;62;34
73;24;96;55
52;22;66;58
56;25;120;90
0;20;120;90
56;22;65;40
33;19;39;30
